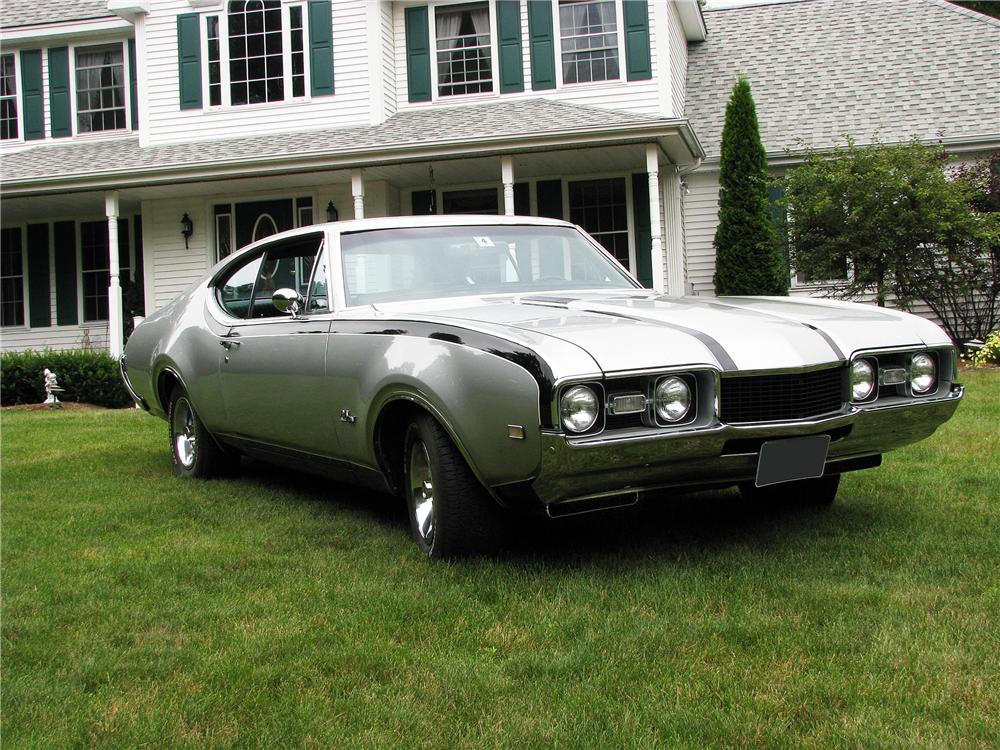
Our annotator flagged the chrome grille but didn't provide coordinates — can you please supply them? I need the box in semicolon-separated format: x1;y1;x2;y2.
720;366;845;424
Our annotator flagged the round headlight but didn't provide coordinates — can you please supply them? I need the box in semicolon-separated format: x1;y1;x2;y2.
910;353;936;394
560;385;599;433
851;359;875;401
654;376;692;423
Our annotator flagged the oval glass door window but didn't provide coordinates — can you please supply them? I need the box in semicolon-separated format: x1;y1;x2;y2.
252;214;278;243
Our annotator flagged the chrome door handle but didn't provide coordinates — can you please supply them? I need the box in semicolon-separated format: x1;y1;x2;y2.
219;335;241;349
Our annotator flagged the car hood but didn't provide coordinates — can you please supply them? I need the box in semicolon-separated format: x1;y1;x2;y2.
372;291;951;374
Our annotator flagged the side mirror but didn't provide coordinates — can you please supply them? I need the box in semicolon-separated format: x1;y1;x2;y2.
272;288;303;318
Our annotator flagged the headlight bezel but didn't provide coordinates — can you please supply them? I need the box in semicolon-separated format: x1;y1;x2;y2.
558;383;604;435
850;357;877;403
652;373;697;426
909;351;938;396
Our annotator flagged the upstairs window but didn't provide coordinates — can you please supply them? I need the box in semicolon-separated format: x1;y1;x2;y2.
204;1;310;108
559;0;619;84
1;54;18;140
75;44;127;133
435;3;492;96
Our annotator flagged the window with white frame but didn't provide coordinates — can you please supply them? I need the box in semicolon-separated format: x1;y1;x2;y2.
435;2;493;96
75;44;127;133
1;227;25;327
205;1;308;108
1;54;18;140
80;220;130;322
568;178;630;269
558;0;619;84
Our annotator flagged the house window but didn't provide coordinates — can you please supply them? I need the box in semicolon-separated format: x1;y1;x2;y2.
569;178;630;269
80;220;130;322
1;54;18;140
206;1;307;108
559;0;619;84
435;2;493;96
1;227;25;327
75;44;127;133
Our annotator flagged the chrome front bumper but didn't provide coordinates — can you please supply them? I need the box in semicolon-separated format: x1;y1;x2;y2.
531;383;964;508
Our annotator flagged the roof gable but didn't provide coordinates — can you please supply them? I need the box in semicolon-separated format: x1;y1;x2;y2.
686;0;1000;159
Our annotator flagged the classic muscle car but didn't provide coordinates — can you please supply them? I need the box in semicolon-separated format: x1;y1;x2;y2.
122;216;963;557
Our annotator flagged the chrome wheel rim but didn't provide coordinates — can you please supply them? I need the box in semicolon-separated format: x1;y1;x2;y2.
409;440;434;546
172;398;197;469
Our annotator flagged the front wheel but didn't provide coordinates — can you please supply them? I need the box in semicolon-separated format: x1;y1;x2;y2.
404;413;505;559
740;473;841;506
168;387;239;479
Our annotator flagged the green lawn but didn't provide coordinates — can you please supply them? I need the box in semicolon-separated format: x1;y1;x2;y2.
3;371;998;749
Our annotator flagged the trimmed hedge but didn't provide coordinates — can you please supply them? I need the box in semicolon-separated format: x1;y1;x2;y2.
1;349;133;408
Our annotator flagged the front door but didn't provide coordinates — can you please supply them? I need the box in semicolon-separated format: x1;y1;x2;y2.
235;199;295;250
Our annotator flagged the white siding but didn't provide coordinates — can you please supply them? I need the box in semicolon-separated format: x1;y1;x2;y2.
142;197;211;311
381;1;397;120
666;0;687;116
0;324;108;353
142;0;374;146
393;0;662;117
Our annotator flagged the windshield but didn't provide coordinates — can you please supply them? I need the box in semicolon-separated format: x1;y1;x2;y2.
340;225;637;306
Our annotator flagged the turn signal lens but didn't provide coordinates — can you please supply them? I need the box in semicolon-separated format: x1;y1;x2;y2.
851;359;875;401
560;385;599;433
910;353;936;394
654;376;692;423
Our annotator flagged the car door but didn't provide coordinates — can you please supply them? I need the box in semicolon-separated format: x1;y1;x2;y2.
216;232;338;453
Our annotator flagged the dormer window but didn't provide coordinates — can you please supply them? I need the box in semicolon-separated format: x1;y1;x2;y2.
435;3;493;97
1;54;18;140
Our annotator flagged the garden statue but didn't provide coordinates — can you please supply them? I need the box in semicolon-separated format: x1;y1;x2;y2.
43;368;64;408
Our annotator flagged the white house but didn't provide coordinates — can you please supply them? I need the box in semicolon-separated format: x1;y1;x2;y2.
1;0;996;356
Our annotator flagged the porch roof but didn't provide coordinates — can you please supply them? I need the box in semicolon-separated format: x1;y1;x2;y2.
2;100;704;197
1;0;115;28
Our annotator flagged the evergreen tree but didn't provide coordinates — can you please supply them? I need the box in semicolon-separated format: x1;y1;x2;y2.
712;78;788;296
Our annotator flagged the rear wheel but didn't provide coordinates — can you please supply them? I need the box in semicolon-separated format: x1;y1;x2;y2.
740;474;841;506
404;413;505;559
168;387;239;479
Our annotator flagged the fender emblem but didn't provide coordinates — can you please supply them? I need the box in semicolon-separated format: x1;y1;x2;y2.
340;409;357;424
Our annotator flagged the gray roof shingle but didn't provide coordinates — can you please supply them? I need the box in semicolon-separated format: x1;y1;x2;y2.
2;99;679;186
2;0;114;28
686;0;1000;159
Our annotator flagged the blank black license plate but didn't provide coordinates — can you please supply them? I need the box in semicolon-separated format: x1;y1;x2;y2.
755;435;831;487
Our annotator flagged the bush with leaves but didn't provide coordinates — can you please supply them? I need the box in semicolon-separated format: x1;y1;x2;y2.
712;78;788;296
971;330;1000;367
783;139;999;343
0;350;133;408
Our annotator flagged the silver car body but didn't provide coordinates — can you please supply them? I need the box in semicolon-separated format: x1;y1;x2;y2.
123;215;963;515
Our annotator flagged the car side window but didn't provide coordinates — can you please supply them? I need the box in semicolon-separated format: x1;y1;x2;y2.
217;254;264;319
249;233;325;318
306;243;329;312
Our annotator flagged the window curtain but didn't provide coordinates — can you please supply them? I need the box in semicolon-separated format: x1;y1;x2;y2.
469;7;489;40
436;10;463;51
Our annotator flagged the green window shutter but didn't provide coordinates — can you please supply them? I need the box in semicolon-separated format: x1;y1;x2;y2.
27;224;51;327
19;50;44;141
404;6;431;102
132;216;145;316
48;47;72;138
308;0;334;96
128;39;139;129
631;173;653;288
497;1;524;94
527;1;555;91
54;221;78;326
176;13;202;110
623;0;652;81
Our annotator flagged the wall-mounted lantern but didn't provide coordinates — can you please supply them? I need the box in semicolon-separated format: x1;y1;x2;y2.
326;201;339;222
181;213;193;249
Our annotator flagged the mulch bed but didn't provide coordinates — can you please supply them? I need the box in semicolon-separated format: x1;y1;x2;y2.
1;402;104;411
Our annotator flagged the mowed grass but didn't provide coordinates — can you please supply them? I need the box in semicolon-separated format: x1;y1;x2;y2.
2;372;998;749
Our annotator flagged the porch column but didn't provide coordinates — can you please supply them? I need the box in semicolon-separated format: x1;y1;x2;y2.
646;144;665;293
501;156;514;216
351;169;365;219
105;191;124;358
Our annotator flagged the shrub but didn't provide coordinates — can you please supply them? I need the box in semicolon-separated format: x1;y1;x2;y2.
0;349;133;408
972;330;1000;367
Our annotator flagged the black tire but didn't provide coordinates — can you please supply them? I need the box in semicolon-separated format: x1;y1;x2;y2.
167;386;239;479
739;474;841;507
403;413;505;559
